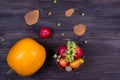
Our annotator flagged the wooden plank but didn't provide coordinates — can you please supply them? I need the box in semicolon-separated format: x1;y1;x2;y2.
0;0;120;80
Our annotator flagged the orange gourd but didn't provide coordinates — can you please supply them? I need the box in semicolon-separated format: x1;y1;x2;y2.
7;38;46;76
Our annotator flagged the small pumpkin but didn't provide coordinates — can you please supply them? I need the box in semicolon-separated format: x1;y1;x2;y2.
7;38;46;76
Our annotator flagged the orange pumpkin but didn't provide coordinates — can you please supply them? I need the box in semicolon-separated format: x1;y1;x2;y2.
7;38;46;76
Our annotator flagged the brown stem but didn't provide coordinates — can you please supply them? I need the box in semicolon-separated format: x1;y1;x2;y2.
7;69;13;75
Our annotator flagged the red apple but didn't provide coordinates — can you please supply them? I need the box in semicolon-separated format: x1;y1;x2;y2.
58;45;67;57
75;47;83;59
59;58;68;68
39;27;51;38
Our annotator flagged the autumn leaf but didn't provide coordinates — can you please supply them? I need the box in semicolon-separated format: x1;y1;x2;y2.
24;10;39;26
65;8;75;17
73;24;86;36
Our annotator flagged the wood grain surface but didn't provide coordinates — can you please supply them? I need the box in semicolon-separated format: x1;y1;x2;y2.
0;0;120;80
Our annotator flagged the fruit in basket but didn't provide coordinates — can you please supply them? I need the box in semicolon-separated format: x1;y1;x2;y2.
70;58;84;69
65;41;77;62
58;45;67;57
59;58;69;68
65;66;72;72
54;41;84;72
75;47;83;59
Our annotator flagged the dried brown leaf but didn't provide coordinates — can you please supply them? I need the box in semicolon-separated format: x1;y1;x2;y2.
24;10;39;26
73;24;86;36
65;8;75;17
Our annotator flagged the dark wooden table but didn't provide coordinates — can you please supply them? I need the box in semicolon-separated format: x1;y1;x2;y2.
0;0;120;80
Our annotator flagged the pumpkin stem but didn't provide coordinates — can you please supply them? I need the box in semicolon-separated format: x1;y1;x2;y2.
7;69;13;75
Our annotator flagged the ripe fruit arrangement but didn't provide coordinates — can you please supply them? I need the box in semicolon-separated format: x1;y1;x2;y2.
54;41;84;72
